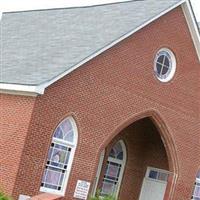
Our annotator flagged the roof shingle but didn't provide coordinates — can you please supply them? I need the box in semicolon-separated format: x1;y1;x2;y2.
0;0;183;85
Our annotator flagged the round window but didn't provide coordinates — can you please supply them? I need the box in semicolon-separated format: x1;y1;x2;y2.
154;48;176;82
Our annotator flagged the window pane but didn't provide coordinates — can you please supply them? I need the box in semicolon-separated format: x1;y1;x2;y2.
157;55;164;64
49;144;71;169
61;119;72;133
161;66;169;75
109;142;123;160
149;170;158;179
46;169;61;185
53;118;74;143
64;150;71;165
42;167;62;187
117;152;123;160
107;163;120;179
44;184;58;190
59;173;65;186
158;172;168;181
64;130;74;143
194;186;200;197
164;56;170;66
54;127;63;139
101;180;116;195
197;171;200;179
109;149;116;158
47;147;53;161
156;63;162;75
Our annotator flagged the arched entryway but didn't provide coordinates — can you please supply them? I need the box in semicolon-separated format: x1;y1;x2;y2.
92;115;178;200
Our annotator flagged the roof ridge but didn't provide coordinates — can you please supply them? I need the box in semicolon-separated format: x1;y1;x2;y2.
3;0;145;14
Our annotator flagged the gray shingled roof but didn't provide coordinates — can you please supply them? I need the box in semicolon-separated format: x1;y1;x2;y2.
0;0;182;85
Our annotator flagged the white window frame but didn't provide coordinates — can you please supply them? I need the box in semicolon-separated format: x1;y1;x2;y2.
93;140;126;198
154;48;176;83
40;116;78;196
145;167;170;183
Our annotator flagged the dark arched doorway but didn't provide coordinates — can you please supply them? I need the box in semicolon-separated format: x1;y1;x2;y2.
92;116;177;200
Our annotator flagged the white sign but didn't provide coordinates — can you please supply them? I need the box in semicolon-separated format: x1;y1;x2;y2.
74;180;91;200
18;195;31;200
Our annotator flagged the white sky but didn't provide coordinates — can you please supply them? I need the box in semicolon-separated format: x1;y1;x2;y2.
0;0;199;21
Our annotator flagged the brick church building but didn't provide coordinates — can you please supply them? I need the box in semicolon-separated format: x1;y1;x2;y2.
0;0;200;200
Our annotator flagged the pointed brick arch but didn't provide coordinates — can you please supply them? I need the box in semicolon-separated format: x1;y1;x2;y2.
98;109;179;199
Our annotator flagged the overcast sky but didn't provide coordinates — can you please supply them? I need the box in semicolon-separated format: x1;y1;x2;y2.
0;0;199;21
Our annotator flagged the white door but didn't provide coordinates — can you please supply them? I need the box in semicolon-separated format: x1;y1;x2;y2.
139;167;169;200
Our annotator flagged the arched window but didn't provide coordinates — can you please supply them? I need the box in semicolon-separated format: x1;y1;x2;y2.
100;140;126;198
40;116;78;195
192;170;200;199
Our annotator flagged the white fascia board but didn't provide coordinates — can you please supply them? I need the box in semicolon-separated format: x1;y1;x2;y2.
0;83;44;96
182;0;200;62
41;0;187;91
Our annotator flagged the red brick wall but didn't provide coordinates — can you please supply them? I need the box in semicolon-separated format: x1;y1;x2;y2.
0;94;36;194
1;6;199;200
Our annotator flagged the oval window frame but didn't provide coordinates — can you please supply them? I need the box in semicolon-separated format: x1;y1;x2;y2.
154;48;176;83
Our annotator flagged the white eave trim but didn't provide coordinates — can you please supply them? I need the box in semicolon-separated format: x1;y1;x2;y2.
182;0;200;62
0;83;44;96
1;0;199;96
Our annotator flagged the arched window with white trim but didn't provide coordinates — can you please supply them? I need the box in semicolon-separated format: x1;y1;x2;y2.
100;140;126;198
192;170;200;199
40;116;78;195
